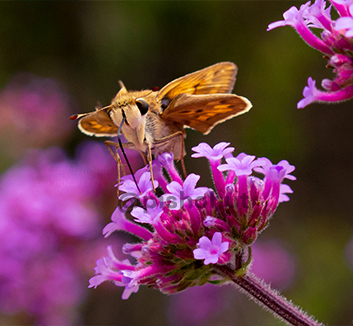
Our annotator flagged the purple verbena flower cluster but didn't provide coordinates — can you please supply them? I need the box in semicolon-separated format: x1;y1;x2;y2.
268;0;353;108
0;73;73;158
0;141;116;325
89;142;295;299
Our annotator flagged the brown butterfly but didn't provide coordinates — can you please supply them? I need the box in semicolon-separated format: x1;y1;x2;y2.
70;62;252;185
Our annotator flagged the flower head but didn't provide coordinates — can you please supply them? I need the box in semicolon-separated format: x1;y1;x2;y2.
90;142;295;299
268;0;353;108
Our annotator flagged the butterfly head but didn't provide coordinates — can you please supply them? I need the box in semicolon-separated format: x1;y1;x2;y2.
109;96;149;130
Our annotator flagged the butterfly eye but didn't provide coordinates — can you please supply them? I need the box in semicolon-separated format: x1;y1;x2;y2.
136;98;149;115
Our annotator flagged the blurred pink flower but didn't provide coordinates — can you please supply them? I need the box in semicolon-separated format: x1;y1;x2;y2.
251;240;296;290
0;141;117;325
344;236;353;271
167;283;230;326
0;73;73;159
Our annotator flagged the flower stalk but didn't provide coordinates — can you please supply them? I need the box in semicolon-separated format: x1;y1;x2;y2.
214;265;323;326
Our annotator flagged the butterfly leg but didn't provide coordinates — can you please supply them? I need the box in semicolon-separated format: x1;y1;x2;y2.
104;140;136;196
146;144;156;191
178;134;187;178
105;140;123;172
154;131;187;178
104;141;123;198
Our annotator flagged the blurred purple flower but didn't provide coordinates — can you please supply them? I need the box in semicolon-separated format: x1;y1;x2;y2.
251;241;296;290
167;283;231;326
344;236;353;271
0;141;117;324
268;0;353;108
0;73;73;158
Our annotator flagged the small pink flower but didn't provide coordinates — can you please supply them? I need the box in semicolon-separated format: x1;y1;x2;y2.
193;232;229;265
191;142;234;161
218;153;266;176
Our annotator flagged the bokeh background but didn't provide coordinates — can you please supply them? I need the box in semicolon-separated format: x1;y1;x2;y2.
0;1;352;325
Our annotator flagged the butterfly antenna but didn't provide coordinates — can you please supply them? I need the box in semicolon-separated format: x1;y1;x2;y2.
117;112;141;194
69;105;112;120
139;90;153;98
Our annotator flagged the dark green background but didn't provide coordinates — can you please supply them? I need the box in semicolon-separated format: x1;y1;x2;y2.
0;1;352;325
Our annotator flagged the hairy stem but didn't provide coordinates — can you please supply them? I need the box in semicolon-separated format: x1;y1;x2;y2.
214;265;324;326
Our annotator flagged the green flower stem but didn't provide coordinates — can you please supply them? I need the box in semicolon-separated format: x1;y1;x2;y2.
214;265;324;326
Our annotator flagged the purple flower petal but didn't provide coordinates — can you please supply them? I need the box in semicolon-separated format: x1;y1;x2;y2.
104;207;153;240
331;0;353;17
119;171;158;201
154;152;183;185
335;16;353;37
164;174;209;210
218;153;266;176
268;2;334;54
279;184;294;203
267;5;305;31
121;270;140;300
297;77;318;108
182;174;200;197
191;142;234;162
89;247;135;290
304;0;333;30
255;159;296;183
131;199;163;225
156;152;174;167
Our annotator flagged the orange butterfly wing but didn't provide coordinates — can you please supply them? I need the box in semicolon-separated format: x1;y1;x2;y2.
78;110;119;137
157;62;237;102
161;93;252;135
